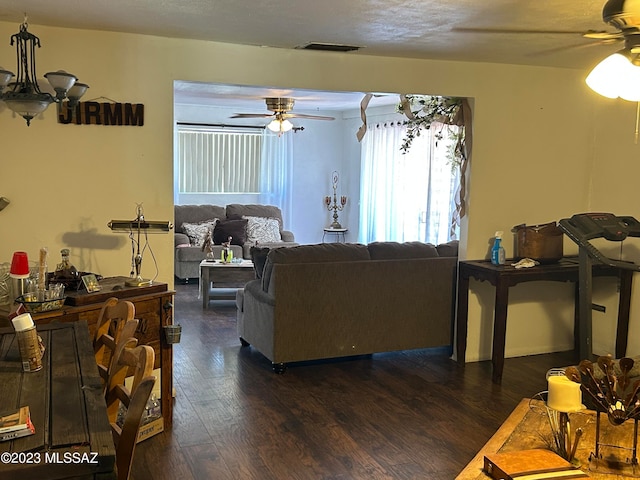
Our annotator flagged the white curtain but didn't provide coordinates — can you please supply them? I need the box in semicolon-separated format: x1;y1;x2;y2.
359;121;460;245
259;130;294;227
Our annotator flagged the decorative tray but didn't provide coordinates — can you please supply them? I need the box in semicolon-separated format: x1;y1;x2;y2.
16;294;66;313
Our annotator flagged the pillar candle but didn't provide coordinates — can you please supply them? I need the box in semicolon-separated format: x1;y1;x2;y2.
548;375;583;413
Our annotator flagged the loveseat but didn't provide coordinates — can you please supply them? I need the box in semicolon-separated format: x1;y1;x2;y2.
236;240;458;372
174;204;297;281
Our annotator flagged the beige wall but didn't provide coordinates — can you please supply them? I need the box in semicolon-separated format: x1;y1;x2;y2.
0;21;636;362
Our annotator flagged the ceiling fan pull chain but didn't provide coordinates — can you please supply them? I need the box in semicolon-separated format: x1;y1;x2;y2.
635;102;640;145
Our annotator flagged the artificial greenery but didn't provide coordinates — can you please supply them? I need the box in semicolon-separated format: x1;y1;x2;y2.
397;95;465;169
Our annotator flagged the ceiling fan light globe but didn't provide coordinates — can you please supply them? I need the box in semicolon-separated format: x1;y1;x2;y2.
267;119;281;132
267;118;294;133
618;61;640;100
585;52;629;98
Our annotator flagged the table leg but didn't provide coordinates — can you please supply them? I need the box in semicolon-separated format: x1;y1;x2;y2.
616;270;633;358
456;273;470;364
201;267;210;309
491;279;509;384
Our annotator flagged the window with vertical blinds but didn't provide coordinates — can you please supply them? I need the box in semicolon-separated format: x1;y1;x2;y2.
177;126;263;193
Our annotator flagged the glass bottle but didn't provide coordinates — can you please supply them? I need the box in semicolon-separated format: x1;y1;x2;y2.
54;248;79;281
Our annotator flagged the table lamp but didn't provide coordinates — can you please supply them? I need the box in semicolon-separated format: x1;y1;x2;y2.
108;204;173;287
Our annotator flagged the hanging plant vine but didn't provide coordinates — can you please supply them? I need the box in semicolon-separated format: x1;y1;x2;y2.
397;95;465;170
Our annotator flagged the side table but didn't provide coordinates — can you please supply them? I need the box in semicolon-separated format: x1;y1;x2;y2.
200;259;255;308
456;258;634;384
323;227;348;243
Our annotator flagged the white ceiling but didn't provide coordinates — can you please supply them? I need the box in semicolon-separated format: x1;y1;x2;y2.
0;0;624;111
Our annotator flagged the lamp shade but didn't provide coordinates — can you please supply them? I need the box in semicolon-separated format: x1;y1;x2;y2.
0;68;13;89
3;93;52;118
67;82;89;101
44;70;77;92
586;51;640;101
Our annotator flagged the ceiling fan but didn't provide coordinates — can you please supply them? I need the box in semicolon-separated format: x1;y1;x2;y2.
453;0;640;52
231;97;335;134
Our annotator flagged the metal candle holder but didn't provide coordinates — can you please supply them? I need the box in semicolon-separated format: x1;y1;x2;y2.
324;171;347;229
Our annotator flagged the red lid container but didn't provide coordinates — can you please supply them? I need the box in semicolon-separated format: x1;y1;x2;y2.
10;251;30;278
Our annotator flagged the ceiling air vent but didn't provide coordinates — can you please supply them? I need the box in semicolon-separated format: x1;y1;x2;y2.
296;42;362;52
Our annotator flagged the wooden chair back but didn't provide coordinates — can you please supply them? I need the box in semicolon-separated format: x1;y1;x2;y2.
105;344;155;423
93;297;137;381
111;374;156;480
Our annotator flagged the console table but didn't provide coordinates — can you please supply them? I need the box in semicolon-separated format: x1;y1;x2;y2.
456;258;634;384
1;277;175;428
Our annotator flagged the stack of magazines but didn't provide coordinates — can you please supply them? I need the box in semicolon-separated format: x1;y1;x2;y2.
0;406;35;442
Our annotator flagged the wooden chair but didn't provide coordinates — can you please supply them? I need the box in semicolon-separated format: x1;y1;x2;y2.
105;344;155;422
111;374;156;480
105;345;156;480
93;297;138;384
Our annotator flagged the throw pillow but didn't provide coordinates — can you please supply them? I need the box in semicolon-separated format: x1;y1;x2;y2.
244;216;282;244
182;219;218;247
212;218;248;245
249;246;270;279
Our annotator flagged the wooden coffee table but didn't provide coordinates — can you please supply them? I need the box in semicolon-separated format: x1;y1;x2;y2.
457;398;639;479
199;259;255;308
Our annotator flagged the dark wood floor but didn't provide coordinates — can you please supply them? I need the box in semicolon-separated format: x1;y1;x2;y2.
131;283;577;479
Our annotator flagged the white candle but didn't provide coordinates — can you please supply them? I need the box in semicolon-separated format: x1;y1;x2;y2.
548;375;583;412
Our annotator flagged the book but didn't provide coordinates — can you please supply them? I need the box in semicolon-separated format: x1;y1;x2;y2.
484;449;588;480
0;406;32;434
0;416;35;442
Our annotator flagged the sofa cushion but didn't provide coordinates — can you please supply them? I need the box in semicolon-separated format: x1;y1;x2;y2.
368;241;439;260
250;246;271;279
436;240;459;258
261;243;370;293
244;216;282;244
212;218;248;245
182;220;218;247
175;205;226;233
226;204;284;231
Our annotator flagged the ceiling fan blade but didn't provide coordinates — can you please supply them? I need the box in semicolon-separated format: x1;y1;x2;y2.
453;26;610;36
527;37;623;57
230;113;274;119
582;30;624;40
285;113;335;121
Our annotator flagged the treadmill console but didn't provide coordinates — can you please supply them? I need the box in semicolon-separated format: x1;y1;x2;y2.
559;213;640;270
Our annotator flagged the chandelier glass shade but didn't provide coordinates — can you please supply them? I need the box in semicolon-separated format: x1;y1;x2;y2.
0;18;89;125
586;50;640;101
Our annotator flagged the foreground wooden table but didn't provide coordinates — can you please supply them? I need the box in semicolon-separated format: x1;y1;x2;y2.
456;258;634;383
0;322;116;479
457;398;640;479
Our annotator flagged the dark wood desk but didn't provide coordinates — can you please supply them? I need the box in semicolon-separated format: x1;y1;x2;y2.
456;258;634;384
0;322;116;479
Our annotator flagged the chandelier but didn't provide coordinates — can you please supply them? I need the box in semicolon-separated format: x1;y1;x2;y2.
0;16;89;126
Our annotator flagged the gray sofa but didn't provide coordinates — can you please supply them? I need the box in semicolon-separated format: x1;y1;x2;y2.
236;240;458;372
174;204;297;281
